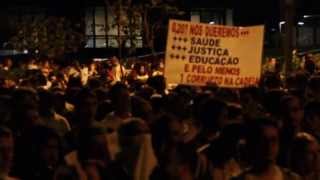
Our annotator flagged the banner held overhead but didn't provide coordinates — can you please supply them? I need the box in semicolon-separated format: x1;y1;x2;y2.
164;19;264;88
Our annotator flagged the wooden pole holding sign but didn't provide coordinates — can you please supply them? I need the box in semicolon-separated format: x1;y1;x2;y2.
117;0;125;81
164;20;264;88
282;0;295;77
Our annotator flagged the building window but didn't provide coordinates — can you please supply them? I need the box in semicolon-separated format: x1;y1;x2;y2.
298;27;314;47
85;6;143;48
190;9;227;25
317;28;320;45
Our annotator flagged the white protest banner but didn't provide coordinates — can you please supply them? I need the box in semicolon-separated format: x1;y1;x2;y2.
164;19;264;88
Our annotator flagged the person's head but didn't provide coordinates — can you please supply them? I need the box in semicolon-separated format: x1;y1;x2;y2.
135;86;155;100
14;105;41;131
295;72;309;89
146;75;166;94
0;127;14;174
27;57;36;65
33;73;48;88
40;58;50;68
165;90;193;120
118;119;157;179
264;89;287;117
65;87;81;106
208;124;245;167
111;56;119;66
153;145;195;180
262;73;282;90
51;89;66;115
40;131;61;168
150;95;165;114
151;114;185;159
139;65;146;75
280;95;304;128
77;126;110;167
215;88;240;104
292;49;298;55
118;119;150;156
74;88;98;123
41;67;50;78
286;72;308;91
196;97;228;134
90;62;96;70
227;103;243;123
306;76;320;101
29;126;62;168
0;95;11;126
96;100;113;122
303;101;320;138
67;76;82;89
38;90;55;116
245;118;279;170
131;96;153;123
240;86;264;117
109;82;130;115
305;54;315;75
270;58;277;65
289;132;320;176
87;78;102;90
2;57;13;68
12;88;39;108
11;88;41;130
1;74;16;89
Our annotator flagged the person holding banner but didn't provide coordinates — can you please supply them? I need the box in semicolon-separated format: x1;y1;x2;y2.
110;56;126;84
136;64;149;83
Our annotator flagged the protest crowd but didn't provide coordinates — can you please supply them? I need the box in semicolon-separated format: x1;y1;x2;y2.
0;53;319;180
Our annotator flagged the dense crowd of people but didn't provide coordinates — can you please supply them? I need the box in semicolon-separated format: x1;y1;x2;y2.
0;54;320;180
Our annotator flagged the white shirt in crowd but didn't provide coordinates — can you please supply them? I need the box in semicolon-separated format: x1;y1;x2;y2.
80;67;89;85
112;64;126;83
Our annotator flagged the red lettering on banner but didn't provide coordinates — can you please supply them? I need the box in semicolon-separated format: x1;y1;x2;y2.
235;77;259;86
205;26;240;38
191;64;214;74
184;64;190;72
172;22;188;34
207;76;224;85
224;77;234;86
185;74;224;85
215;67;240;76
189;24;203;36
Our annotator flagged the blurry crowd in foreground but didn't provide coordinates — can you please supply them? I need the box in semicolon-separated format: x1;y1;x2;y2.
0;54;320;180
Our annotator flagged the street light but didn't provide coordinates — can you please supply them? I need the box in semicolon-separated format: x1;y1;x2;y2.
279;21;285;32
303;15;320;18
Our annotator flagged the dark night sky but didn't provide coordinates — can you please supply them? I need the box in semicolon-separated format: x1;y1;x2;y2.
0;0;319;50
1;0;320;28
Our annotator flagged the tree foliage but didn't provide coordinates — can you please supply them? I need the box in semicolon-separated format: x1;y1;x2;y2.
105;0;185;53
7;15;86;58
